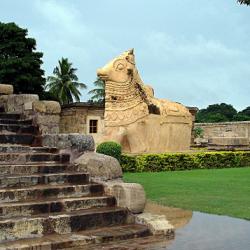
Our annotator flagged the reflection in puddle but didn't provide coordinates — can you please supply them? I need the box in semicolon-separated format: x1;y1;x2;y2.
145;202;250;250
145;202;193;229
167;212;250;250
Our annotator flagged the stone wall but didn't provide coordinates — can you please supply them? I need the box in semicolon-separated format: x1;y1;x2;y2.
32;101;61;134
194;122;250;146
60;104;197;151
60;103;105;145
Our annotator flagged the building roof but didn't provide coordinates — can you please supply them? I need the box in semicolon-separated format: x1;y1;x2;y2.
62;102;104;109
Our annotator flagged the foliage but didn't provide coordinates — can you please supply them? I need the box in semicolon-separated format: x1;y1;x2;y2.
0;22;46;97
196;103;237;123
124;167;250;219
46;58;86;105
194;127;204;138
120;151;250;172
96;141;122;161
234;106;250;121
238;0;250;5
195;103;250;123
88;77;105;104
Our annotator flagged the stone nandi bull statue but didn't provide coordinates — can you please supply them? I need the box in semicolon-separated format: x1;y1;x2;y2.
97;49;192;153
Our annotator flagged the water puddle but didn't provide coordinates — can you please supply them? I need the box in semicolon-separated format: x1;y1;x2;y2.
145;202;250;250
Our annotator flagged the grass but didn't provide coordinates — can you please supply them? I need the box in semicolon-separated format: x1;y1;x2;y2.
124;167;250;220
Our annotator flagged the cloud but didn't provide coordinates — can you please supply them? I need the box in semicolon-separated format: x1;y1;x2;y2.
1;0;249;109
138;31;250;110
144;32;242;64
34;0;85;36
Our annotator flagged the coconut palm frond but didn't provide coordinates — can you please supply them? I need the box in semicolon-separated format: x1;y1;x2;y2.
46;58;87;105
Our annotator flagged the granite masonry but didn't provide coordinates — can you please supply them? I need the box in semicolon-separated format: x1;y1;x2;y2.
0;84;174;249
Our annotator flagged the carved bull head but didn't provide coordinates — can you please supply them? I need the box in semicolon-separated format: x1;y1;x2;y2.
97;49;136;83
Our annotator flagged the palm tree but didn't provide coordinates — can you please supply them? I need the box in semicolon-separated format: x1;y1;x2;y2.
238;0;250;4
88;77;105;104
46;58;87;105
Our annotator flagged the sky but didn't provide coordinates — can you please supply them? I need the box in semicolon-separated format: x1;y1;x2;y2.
1;0;250;110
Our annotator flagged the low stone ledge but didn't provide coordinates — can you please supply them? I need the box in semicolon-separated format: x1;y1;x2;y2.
74;152;122;182
2;94;39;113
0;84;13;95
104;182;146;214
42;134;95;161
136;213;174;238
33;101;61;114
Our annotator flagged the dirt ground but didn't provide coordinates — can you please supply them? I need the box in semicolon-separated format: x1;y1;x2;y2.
144;201;193;229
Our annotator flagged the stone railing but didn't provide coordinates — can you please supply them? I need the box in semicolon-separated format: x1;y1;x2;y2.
0;84;13;95
32;101;61;135
0;84;61;135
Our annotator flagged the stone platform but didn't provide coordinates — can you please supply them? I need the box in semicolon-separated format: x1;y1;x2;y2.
0;105;159;249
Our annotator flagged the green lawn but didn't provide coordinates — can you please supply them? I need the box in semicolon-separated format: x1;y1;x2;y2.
124;167;250;220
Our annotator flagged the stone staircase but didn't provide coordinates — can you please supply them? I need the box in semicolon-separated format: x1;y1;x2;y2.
0;110;152;249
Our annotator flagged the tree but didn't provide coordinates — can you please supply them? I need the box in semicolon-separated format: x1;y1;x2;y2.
234;106;250;121
239;106;250;116
196;103;237;123
88;77;105;104
46;58;86;105
0;22;46;97
238;0;250;5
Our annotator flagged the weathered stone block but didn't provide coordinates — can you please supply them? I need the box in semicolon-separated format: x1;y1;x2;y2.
36;114;60;125
0;84;13;95
3;94;39;113
74;152;122;181
136;213;174;237
42;134;95;153
33;101;61;114
104;182;146;214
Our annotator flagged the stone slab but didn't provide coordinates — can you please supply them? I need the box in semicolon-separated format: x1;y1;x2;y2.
136;213;174;238
0;84;13;95
104;182;146;214
74;152;122;181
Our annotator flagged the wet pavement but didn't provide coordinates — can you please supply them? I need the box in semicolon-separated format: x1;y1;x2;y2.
145;202;250;250
42;203;250;249
166;211;250;250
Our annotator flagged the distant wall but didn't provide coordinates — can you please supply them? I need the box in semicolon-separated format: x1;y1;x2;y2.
60;103;105;145
194;122;250;146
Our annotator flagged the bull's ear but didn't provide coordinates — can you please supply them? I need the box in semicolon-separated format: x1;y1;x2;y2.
128;48;134;55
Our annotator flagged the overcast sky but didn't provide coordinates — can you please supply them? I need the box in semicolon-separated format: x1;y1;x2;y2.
1;0;250;110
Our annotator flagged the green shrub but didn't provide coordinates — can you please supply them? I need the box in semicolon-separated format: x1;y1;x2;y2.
121;152;250;172
96;141;122;161
194;127;204;138
120;155;137;172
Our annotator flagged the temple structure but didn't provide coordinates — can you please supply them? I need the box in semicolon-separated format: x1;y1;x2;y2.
61;49;194;153
97;49;193;153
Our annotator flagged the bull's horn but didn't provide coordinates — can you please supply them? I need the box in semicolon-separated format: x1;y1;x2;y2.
128;48;134;55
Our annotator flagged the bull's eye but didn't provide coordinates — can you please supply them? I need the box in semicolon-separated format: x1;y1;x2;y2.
117;63;124;70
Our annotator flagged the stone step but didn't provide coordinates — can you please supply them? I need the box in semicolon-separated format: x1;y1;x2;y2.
0;163;77;175
0;145;58;153
0;119;32;125
0;124;37;134
0;172;90;188
0;207;128;242
0;183;104;203
0;196;116;218
0;153;70;164
80;235;170;250
0;113;21;120
0;224;151;249
0;134;35;145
